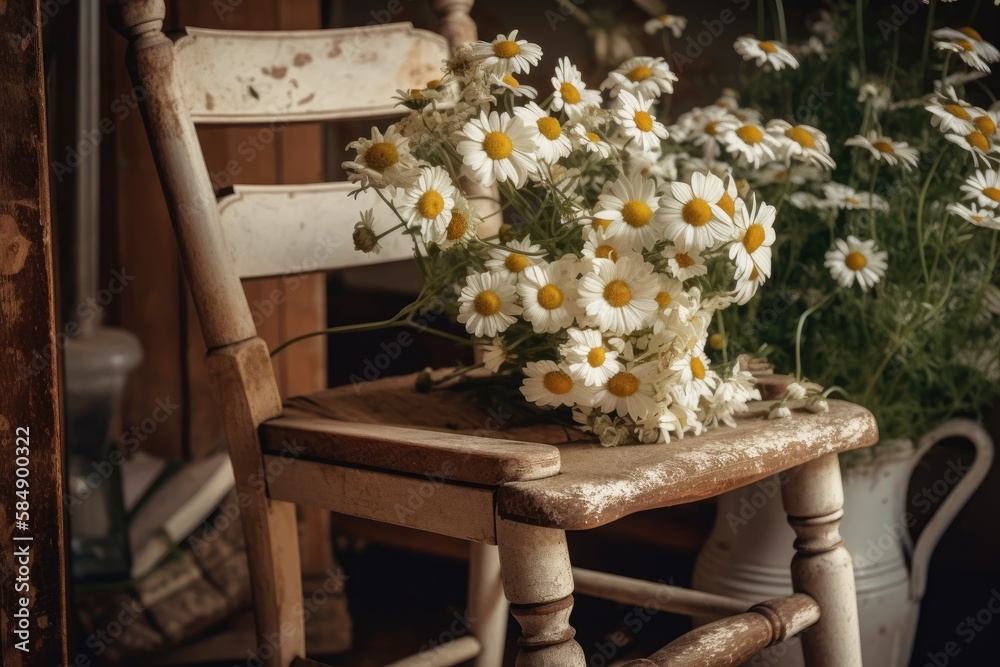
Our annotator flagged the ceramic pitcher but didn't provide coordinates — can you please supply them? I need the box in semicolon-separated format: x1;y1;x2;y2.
692;418;994;667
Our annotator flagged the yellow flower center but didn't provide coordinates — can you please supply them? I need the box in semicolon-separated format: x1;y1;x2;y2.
536;284;564;310
955;39;975;52
786;126;816;149
536;117;562;140
560;82;581;105
607;371;640;397
504;253;530;273
594;244;618;261
603;279;632;307
736;125;764;145
681;198;713;227
621;200;653;228
709;333;724;350
944;104;971;120
846;197;861;205
845;251;868;271
966;130;990;152
749;266;760;281
958;27;983;41
674;252;696;268
872;140;895;154
543;370;574;395
483;131;514;160
983;187;1000;203
587;347;606;368
655;291;672;309
592;217;612;231
743;223;766;253
586;131;602;143
446;211;468;240
502;74;520;87
759;41;778;53
364;141;400;173
633;110;654;133
717;192;735;218
690;356;706;380
493;40;521;59
425;79;441;89
974;115;997;137
705;121;720;136
627;65;654;82
474;290;502;316
417;190;445;219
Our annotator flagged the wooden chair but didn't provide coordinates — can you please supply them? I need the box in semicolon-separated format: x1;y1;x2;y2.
111;1;879;665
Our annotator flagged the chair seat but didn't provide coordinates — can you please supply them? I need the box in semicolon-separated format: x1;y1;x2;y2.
261;371;878;531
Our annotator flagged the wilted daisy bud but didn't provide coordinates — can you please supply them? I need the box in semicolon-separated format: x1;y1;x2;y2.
352;209;380;254
498;223;516;243
600;425;629;447
415;368;434;393
425;242;441;258
806;395;829;413
709;333;725;351
638;428;661;444
768;405;792;420
785;382;807;400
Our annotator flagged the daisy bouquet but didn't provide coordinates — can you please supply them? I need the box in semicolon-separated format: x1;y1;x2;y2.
339;31;779;446
643;2;1000;444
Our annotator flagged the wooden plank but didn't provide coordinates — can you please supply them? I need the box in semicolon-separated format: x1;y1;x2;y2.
384;635;482;667
265;456;497;544
172;23;449;124
0;1;71;663
217;183;414;278
571;568;750;618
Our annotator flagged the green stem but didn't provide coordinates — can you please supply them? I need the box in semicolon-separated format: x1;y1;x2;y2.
920;0;937;85
774;0;787;44
856;0;867;82
916;151;945;296
795;295;832;381
867;161;881;243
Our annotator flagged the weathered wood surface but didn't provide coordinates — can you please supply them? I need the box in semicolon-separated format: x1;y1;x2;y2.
284;372;878;529
0;1;71;664
217;183;414;279
174;23;449;124
572;568;751;619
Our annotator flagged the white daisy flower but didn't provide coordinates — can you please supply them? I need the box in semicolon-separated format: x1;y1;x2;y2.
926;88;978;135
661;245;708;281
570;124;614;157
577;257;659;335
352;209;380;254
613;90;669;152
482;338;513;373
821;182;890;211
343;125;420;189
592;362;660;421
551;57;602;121
471;30;543;76
933;26;1000;65
456;271;522;337
947;202;1000;230
961;169;1000;208
944;130;998;166
485;236;545;280
490;73;538;99
562;328;623;387
671;105;739;160
934;38;991;73
972;110;998;139
439;197;481;250
729;196;776;281
656;171;733;251
520;360;592;408
824;236;888;292
593;174;663;251
668;344;719;406
601;56;678;99
644;13;687;38
395;166;457;244
717;121;778;168
733;35;799;70
582;225;637;265
733;265;766;305
648;274;685;331
767;120;836;169
456;110;539;188
844;131;920;171
516;261;581;334
702;363;760;428
514;102;573;163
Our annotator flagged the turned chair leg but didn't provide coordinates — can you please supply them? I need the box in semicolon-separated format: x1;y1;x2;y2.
468;543;509;667
781;454;863;667
496;517;586;667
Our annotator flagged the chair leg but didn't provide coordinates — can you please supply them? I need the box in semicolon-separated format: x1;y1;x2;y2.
496;517;586;667
468;543;509;667
781;454;863;667
241;494;306;667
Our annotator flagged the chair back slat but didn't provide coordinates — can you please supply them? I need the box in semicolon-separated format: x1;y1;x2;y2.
217;183;415;279
173;23;449;124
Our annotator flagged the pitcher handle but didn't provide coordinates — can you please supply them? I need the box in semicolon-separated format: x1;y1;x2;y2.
909;418;994;601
